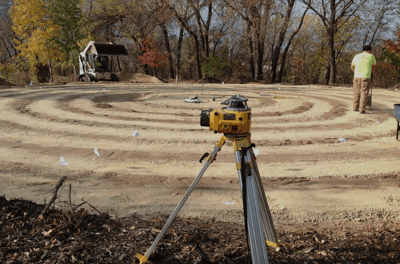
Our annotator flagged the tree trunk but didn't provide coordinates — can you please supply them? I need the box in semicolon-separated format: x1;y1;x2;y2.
194;7;205;59
70;51;77;76
325;64;330;84
176;28;184;83
25;70;30;83
44;41;53;82
271;46;279;83
277;44;290;84
192;35;202;80
48;59;53;82
255;39;264;80
2;39;13;59
143;65;150;75
204;2;212;59
247;21;255;79
161;23;174;79
328;28;336;84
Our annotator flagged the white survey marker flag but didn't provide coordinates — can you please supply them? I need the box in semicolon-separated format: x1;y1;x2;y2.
59;156;68;166
253;148;260;156
132;130;140;138
94;148;100;157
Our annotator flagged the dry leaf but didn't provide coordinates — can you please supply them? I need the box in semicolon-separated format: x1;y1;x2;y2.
42;229;56;237
301;247;314;253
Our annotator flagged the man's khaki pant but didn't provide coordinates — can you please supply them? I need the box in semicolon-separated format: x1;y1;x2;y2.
353;78;371;112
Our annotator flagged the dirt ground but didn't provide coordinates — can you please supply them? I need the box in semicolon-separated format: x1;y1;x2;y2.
0;82;400;253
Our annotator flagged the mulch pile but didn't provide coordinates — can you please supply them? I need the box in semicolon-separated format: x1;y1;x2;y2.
1;196;399;264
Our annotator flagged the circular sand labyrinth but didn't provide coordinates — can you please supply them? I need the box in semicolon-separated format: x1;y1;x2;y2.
1;83;399;221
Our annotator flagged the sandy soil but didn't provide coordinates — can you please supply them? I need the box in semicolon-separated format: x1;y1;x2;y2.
0;82;399;225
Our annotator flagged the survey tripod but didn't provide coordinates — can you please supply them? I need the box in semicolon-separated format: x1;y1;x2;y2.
137;133;278;264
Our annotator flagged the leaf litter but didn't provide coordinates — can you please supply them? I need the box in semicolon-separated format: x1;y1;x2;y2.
1;195;399;263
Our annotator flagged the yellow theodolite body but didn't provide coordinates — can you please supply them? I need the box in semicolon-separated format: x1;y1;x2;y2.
200;95;252;134
209;108;251;134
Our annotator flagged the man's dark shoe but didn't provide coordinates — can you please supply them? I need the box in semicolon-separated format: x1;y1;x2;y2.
360;110;365;114
353;109;359;112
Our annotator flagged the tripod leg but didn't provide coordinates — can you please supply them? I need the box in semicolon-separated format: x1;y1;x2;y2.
137;136;227;264
250;149;278;246
234;136;270;264
235;148;269;264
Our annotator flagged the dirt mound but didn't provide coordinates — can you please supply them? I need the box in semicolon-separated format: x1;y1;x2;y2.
1;196;399;263
0;78;13;86
129;73;166;83
197;76;222;83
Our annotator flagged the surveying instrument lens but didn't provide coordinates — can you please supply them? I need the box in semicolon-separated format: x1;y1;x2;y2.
137;95;277;264
200;109;211;127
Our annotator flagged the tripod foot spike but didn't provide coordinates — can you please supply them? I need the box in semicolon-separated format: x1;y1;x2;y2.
136;253;148;264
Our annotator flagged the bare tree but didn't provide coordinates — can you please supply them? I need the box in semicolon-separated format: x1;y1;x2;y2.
209;5;242;57
358;0;399;47
162;0;200;79
223;0;275;80
162;0;217;80
277;6;309;83
300;0;368;84
269;0;309;83
191;0;213;60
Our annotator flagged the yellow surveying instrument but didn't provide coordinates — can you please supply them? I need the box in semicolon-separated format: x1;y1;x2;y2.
200;96;251;134
137;94;278;264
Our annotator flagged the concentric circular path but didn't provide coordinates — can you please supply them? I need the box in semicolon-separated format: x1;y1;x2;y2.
1;83;399;223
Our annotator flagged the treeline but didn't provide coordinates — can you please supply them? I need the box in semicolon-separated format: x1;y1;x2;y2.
0;0;400;86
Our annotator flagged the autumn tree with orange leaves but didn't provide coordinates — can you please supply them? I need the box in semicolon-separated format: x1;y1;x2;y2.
377;30;400;87
138;37;169;76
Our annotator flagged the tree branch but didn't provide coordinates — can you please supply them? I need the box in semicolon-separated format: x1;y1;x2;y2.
38;176;68;219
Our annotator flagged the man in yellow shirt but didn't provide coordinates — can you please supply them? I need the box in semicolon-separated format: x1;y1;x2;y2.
351;45;377;114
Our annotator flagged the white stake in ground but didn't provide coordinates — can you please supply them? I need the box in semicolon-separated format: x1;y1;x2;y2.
94;148;100;157
59;156;68;166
